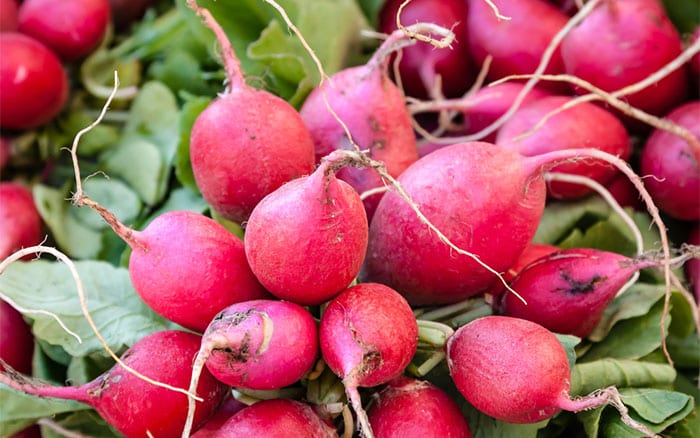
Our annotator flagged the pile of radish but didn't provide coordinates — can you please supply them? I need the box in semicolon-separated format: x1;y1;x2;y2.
1;0;698;436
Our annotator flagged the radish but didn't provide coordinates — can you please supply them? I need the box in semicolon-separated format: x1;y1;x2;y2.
446;315;655;434
560;0;688;117
690;26;700;79
0;0;18;32
0;330;230;438
496;95;632;199
604;172;645;211
319;282;418;437
0;33;68;130
0;182;43;260
213;398;338;436
191;397;247;437
487;242;559;298
18;0;111;61
0;300;34;375
187;0;315;224
0;137;11;171
367;375;472;437
377;0;475;99
639;100;699;221
244;155;368;306
299;27;424;220
495;248;658;338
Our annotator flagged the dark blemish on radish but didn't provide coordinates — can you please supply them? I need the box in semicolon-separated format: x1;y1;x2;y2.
369;116;381;132
558;271;605;295
215;332;251;364
360;350;383;377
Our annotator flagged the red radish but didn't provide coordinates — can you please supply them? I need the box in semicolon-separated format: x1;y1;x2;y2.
0;0;18;32
0;137;11;170
377;0;475;99
690;26;700;79
191;397;247;437
0;33;68;130
0;182;42;260
362;141;547;306
446;316;647;427
299;28;422;220
8;425;41;438
639;100;700;221
319;282;418;437
0;330;229;438
125;210;269;333
560;0;688;117
0;300;34;375
367;375;472;438
487;242;559;297
466;0;569;89
18;0;110;61
496;95;632;199
687;225;700;303
605;172;644;211
495;248;657;338
187;0;315;224
244;156;368;306
214;399;338;437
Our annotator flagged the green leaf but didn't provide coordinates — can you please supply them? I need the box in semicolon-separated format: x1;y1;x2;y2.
41;410;119;438
71;178;142;231
556;334;582;371
0;260;170;357
570;359;676;397
174;95;212;192
534;197;610;245
463;401;548;438
620;388;692;424
102;137;164;206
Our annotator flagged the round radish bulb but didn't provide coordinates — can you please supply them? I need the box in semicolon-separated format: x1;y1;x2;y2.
362;141;547;306
0;301;34;375
639;100;700;221
466;0;568;89
690;26;700;79
367;375;472;438
496;248;657;338
560;0;688;118
0;0;18;32
18;0;111;61
191;397;247;437
377;0;476;99
244;158;368;306
216;399;338;437
487;242;559;297
126;211;269;333
0;330;229;438
200;300;319;390
0;182;42;260
320;282;418;437
496;95;632;199
188;1;315;224
687;225;700;303
605;172;644;211
0;33;68;130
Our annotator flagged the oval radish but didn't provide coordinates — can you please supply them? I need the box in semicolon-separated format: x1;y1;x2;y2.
0;300;34;375
0;0;18;32
0;182;42;260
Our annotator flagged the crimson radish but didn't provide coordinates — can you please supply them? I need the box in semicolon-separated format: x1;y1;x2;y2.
187;0;315;224
367;375;472;437
244;155;368;305
487;242;559;297
18;0;111;61
0;300;34;375
0;33;68;130
0;330;229;438
0;182;43;260
191;397;247;437
0;0;18;32
319;282;418;437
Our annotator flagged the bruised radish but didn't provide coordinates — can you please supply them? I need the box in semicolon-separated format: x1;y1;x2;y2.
0;33;68;130
215;399;338;437
496;95;631;199
0;300;34;375
639;100;700;221
0;330;229;437
187;1;315;224
124;210;269;333
299;28;422;220
447;316;648;428
362;141;547;306
0;182;42;260
367;375;472;438
244;156;368;305
377;0;475;99
319;282;418;437
496;248;657;338
560;0;688;117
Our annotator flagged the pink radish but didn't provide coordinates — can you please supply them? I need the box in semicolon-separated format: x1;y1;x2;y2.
18;0;110;61
377;0;475;99
0;33;68;130
560;0;688;117
0;300;34;375
214;398;338;437
191;397;247;437
0;0;18;32
496;95;632;199
187;0;315;224
0;182;42;260
319;282;418;437
487;242;559;297
495;248;658;338
446;315;655;434
367;375;472;437
244;155;368;305
0;330;230;437
639;100;699;221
